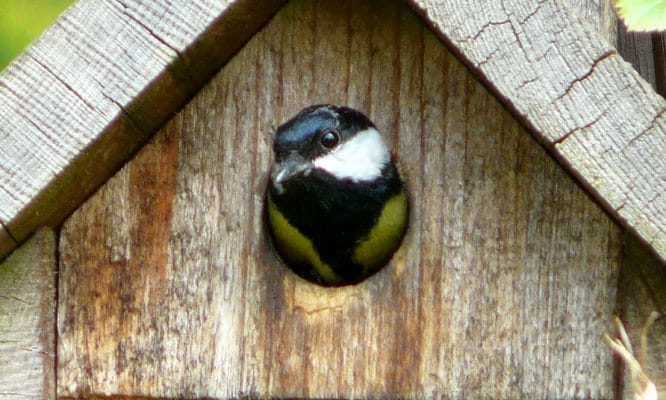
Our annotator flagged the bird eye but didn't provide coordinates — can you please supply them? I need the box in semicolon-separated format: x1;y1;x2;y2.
320;129;340;149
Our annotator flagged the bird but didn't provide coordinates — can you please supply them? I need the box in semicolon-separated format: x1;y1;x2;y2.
266;104;409;286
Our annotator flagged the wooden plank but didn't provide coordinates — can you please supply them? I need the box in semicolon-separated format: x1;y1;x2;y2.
655;33;666;97
568;0;618;45
409;0;666;263
615;21;666;400
0;0;286;261
57;0;621;398
618;235;666;399
617;26;658;94
0;228;55;400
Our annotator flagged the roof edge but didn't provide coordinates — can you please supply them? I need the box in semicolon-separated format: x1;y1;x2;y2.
0;0;286;260
409;0;666;263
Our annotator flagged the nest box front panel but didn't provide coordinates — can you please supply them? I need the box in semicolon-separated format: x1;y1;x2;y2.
57;0;621;398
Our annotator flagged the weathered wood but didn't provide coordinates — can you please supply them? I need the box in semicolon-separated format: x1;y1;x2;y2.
617;26;659;94
0;0;285;261
615;22;666;400
654;33;666;97
409;0;666;263
58;0;622;398
618;235;666;399
0;228;55;400
2;0;662;267
568;0;618;45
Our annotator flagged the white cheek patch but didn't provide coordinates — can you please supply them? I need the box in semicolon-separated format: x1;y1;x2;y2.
312;128;390;182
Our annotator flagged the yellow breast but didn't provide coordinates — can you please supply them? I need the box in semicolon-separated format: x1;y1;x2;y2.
267;195;342;284
352;190;409;274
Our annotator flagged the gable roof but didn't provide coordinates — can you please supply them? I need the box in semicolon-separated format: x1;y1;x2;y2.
0;0;664;262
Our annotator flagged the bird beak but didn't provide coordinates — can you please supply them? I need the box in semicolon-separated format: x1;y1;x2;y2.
271;152;312;192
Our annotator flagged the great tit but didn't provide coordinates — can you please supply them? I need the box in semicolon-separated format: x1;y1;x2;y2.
266;105;409;286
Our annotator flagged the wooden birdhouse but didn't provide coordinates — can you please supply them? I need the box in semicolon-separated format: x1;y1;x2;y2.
1;0;664;399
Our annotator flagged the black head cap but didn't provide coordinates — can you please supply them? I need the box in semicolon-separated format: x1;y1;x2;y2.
273;105;375;162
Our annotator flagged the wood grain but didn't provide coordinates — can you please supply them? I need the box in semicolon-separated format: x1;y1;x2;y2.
615;20;666;400
409;0;666;263
655;33;666;98
58;0;622;398
618;235;666;399
618;26;659;94
0;228;55;400
0;0;285;260
568;0;618;45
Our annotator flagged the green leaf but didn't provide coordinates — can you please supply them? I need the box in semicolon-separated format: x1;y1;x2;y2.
615;0;666;31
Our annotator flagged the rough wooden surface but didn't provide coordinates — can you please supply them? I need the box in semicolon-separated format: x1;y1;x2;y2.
409;0;666;263
615;22;666;400
568;0;617;45
618;27;659;93
618;236;666;399
0;228;55;400
0;0;285;260
655;33;666;97
57;1;622;398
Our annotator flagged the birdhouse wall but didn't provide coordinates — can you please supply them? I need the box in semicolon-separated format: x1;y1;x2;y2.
57;0;623;398
0;229;55;399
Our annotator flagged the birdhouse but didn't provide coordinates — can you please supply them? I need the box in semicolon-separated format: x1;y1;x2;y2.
1;0;664;399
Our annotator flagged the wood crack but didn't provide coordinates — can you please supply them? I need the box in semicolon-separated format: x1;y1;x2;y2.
27;54;98;113
499;3;529;57
515;76;539;91
476;48;500;68
100;91;148;135
518;0;549;25
553;50;616;103
1;294;31;305
554;109;608;145
460;19;511;45
113;0;186;64
626;106;666;147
